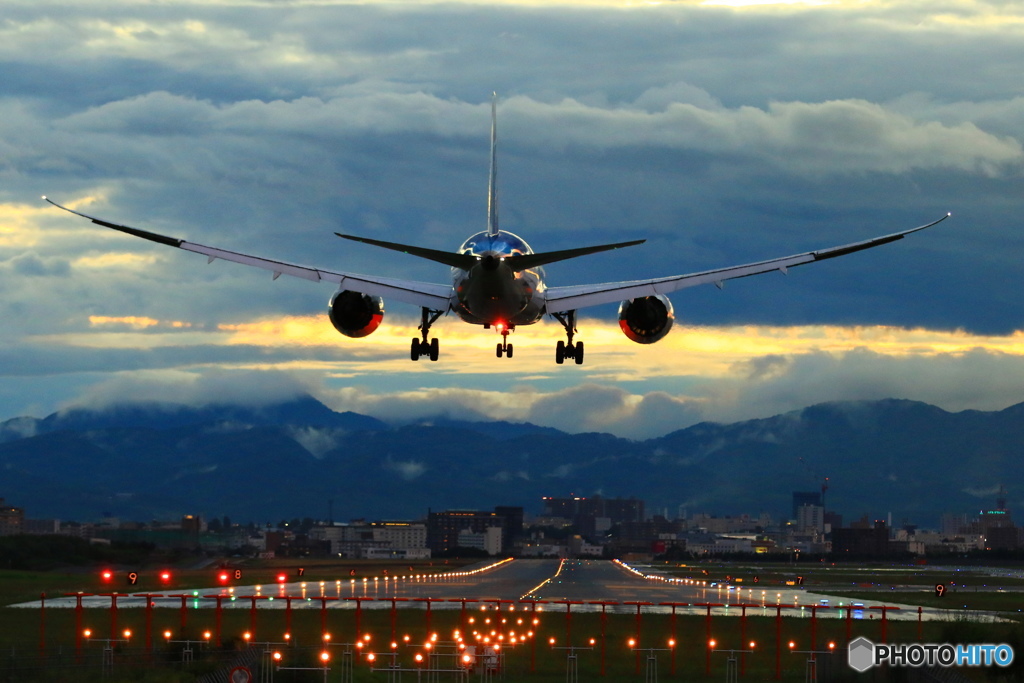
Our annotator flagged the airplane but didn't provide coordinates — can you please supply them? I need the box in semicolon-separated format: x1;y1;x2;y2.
45;95;950;365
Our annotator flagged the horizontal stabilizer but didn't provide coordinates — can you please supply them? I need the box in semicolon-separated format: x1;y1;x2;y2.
509;239;645;270
336;233;477;269
338;233;645;271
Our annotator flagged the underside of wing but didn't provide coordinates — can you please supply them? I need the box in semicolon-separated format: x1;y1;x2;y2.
44;198;452;311
545;213;950;313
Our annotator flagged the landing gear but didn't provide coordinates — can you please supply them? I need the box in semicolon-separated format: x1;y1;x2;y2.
410;308;443;362
495;325;514;358
410;337;439;361
552;310;584;365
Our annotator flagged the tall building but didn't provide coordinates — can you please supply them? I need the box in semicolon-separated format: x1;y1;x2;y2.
0;499;24;536
541;495;644;536
980;486;1018;550
494;506;524;547
796;504;824;533
791;492;822;521
832;520;889;557
426;507;522;554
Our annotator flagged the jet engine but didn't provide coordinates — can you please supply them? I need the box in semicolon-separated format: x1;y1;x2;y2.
328;290;384;338
617;294;674;344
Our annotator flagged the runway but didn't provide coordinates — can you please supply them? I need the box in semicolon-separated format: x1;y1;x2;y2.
10;559;960;621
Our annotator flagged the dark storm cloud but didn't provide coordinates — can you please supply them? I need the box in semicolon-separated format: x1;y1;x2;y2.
1;0;1023;426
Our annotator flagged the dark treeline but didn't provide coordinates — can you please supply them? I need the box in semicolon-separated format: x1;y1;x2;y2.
0;534;155;570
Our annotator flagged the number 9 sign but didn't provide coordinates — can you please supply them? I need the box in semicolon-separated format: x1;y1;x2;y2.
935;583;946;597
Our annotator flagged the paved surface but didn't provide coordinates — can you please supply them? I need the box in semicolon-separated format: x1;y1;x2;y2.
10;559;970;620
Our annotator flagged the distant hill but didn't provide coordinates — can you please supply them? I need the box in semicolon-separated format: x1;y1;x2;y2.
1;396;1021;526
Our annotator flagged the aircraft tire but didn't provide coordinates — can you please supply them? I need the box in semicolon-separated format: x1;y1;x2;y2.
496;343;503;358
555;340;565;364
429;338;439;361
574;341;584;365
507;344;513;358
411;339;420;361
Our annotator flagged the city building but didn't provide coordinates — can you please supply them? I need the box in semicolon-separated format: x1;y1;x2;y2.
540;495;644;537
796;504;825;534
426;507;522;554
311;521;429;558
457;527;503;555
791;492;822;521
831;520;890;557
0;499;24;536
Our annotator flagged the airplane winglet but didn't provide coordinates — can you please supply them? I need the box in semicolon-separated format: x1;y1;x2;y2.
43;196;184;248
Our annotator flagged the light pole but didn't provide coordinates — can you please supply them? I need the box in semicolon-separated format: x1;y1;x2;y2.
631;644;670;683
790;642;837;682
551;644;592;683
710;643;756;683
271;649;331;683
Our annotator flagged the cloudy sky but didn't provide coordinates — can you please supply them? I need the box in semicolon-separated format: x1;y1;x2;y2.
2;0;1023;437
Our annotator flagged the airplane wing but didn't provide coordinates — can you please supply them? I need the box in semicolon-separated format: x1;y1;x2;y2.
43;198;453;310
544;213;951;313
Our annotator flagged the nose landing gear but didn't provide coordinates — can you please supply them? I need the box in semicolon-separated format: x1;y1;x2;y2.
411;308;444;362
495;323;514;358
552;310;584;365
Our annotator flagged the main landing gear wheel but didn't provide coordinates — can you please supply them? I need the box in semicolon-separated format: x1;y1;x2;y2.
411;337;440;362
555;340;583;365
552;310;584;365
411;307;444;362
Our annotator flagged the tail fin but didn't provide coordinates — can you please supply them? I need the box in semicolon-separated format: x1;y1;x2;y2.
487;92;499;237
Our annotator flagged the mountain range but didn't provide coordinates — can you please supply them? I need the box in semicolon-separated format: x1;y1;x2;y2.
1;395;1021;527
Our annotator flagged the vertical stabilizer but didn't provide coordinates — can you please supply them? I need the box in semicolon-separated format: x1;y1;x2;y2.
487;93;499;237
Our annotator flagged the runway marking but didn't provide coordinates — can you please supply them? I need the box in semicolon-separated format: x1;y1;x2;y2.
520;558;566;599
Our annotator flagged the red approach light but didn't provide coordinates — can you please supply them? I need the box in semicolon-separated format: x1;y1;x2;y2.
277;573;288;583
159;570;172;583
101;570;113;582
218;571;230;584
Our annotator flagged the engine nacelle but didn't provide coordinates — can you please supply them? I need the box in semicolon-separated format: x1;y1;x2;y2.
618;294;674;344
328;290;384;338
